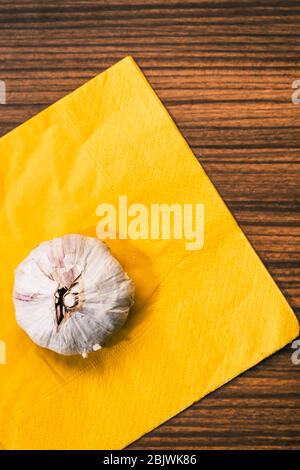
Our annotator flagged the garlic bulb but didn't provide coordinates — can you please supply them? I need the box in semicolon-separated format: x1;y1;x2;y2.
13;235;134;357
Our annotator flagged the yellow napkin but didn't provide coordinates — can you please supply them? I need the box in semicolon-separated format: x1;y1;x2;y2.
0;57;298;450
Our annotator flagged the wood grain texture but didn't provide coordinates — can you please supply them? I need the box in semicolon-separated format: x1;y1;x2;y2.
0;0;299;450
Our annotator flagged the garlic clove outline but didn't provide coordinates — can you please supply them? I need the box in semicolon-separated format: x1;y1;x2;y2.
13;235;134;356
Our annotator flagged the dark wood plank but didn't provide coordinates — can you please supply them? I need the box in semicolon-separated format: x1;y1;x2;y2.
0;0;299;450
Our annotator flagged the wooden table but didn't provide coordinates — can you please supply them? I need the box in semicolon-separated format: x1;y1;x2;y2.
0;0;299;450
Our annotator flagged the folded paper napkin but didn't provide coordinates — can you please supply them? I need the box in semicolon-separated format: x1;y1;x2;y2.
0;57;298;449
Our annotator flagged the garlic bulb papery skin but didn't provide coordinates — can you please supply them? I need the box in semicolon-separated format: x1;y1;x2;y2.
13;235;134;357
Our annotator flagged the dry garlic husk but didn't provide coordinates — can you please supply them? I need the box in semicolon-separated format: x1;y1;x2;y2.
13;235;134;357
